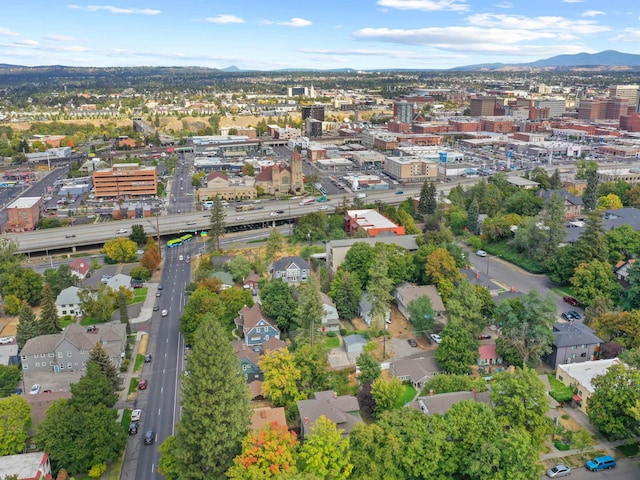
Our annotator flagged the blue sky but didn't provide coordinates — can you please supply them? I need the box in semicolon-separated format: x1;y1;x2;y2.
1;0;640;70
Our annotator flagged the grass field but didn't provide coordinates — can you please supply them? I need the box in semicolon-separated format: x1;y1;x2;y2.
131;287;148;304
395;384;417;408
548;374;574;403
134;354;145;373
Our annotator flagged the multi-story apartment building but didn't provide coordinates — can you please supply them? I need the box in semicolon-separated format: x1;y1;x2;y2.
578;98;629;121
93;163;157;200
394;100;414;124
384;156;439;183
609;84;639;112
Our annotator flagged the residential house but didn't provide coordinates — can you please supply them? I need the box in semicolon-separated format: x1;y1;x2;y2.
243;271;260;290
320;293;340;332
394;283;446;322
390;356;440;390
248;380;264;401
70;258;91;280
539;189;584;220
297;390;362;438
344;334;367;358
20;322;126;373
106;274;133;292
359;291;390;326
556;358;624;413
232;340;263;383
251;407;287;432
409;389;491;415
234;304;281;347
55;286;82;318
0;452;52;480
615;259;635;283
478;344;503;367
212;271;234;290
544;322;603;369
325;235;419;274
271;256;310;284
0;341;18;366
262;337;287;353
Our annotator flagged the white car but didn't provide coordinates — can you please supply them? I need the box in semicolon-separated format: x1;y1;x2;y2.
131;409;142;422
475;250;487;257
116;228;128;234
0;337;14;344
269;211;279;217
178;255;184;261
29;384;41;395
318;206;328;210
236;216;244;220
161;309;169;317
430;333;443;344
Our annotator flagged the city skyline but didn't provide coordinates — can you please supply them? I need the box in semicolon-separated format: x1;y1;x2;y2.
1;1;640;71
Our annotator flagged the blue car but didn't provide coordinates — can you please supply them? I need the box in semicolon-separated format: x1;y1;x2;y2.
585;455;616;471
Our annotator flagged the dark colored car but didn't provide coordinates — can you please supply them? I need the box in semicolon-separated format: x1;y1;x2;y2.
138;379;148;390
144;354;152;363
129;421;139;435
561;312;575;321
568;310;582;320
144;430;155;445
276;210;285;214
153;305;159;311
407;338;418;347
131;280;144;288
563;296;578;306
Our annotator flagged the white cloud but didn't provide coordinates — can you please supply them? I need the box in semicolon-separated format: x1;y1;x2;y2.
260;17;312;27
57;45;90;52
377;0;469;12
466;13;610;34
67;4;161;15
204;14;244;24
298;48;452;60
354;26;562;46
494;2;513;8
13;40;40;47
46;34;75;41
582;10;605;17
610;28;640;42
0;27;20;37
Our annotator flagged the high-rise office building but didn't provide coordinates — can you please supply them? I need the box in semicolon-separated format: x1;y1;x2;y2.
469;96;497;117
394;100;414;123
610;84;639;112
301;105;325;122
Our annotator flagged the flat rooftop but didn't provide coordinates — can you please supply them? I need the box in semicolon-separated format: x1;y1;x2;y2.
7;197;40;209
347;209;398;230
559;358;623;394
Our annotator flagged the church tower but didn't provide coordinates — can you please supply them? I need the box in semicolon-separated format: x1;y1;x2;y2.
290;149;304;194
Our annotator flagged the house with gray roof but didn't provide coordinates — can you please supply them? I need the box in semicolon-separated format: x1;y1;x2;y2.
320;293;340;332
359;291;390;327
408;390;491;415
326;235;419;274
55;286;82;318
106;273;132;292
344;334;367;357
20;322;126;373
539;189;584;220
271;256;310;284
394;283;446;323
297;390;362;438
234;304;280;347
390;356;441;390
544;322;603;369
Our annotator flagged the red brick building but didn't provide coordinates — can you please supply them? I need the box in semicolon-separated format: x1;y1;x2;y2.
5;197;43;232
620;112;640;132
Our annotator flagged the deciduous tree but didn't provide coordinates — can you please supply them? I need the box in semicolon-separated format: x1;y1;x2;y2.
407;295;435;334
294;343;329;395
260;348;305;411
265;228;285;264
179;288;225;345
0;394;31;455
435;318;478;375
356;352;380;385
425;248;462;287
329;269;362;320
341;242;374;287
103;237;138;263
587;363;640;440
140;237;161;272
298;416;353;480
371;377;403;416
228;255;252;283
170;315;250;478
227;423;299;479
365;254;393;330
571;260;620;307
260;279;297;332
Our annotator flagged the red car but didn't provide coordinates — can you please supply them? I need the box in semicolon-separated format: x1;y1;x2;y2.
138;379;148;390
563;296;579;306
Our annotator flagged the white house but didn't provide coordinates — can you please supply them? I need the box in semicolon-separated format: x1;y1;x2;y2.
55;286;82;318
359;291;390;327
320;293;340;332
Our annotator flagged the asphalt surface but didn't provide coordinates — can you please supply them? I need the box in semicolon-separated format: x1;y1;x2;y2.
541;458;638;480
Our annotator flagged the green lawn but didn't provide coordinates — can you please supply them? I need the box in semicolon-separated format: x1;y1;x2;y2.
60;316;76;328
395;384;417;408
134;354;144;373
483;241;545;274
322;335;340;351
80;316;96;326
128;378;139;394
547;374;574;403
131;287;148;304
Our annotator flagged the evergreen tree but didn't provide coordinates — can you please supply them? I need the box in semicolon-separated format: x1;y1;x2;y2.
16;302;39;349
88;342;121;393
329;269;362;320
466;199;479;234
539;192;567;265
366;254;393;331
208;195;226;252
549;168;562;189
582;167;599;211
573;210;609;265
295;273;324;345
38;284;61;335
169;314;250;478
425;181;437;215
417;179;430;215
118;292;130;335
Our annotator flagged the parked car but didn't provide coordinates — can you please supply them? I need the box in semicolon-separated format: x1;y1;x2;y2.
568;310;582;320
0;337;14;344
129;422;139;435
546;464;571;478
407;338;418;347
563;296;579;306
14;388;23;395
155;291;161;297
138;379;148;390
29;384;41;395
430;333;443;344
131;409;142;422
144;355;152;363
475;250;487;257
157;284;163;290
144;430;155;445
153;305;159;311
585;455;616;471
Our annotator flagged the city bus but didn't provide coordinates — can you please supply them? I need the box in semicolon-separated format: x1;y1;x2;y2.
179;234;194;244
167;238;183;248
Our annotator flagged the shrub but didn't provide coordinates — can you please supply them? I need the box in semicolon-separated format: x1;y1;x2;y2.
554;441;571;451
326;331;337;338
339;328;347;336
